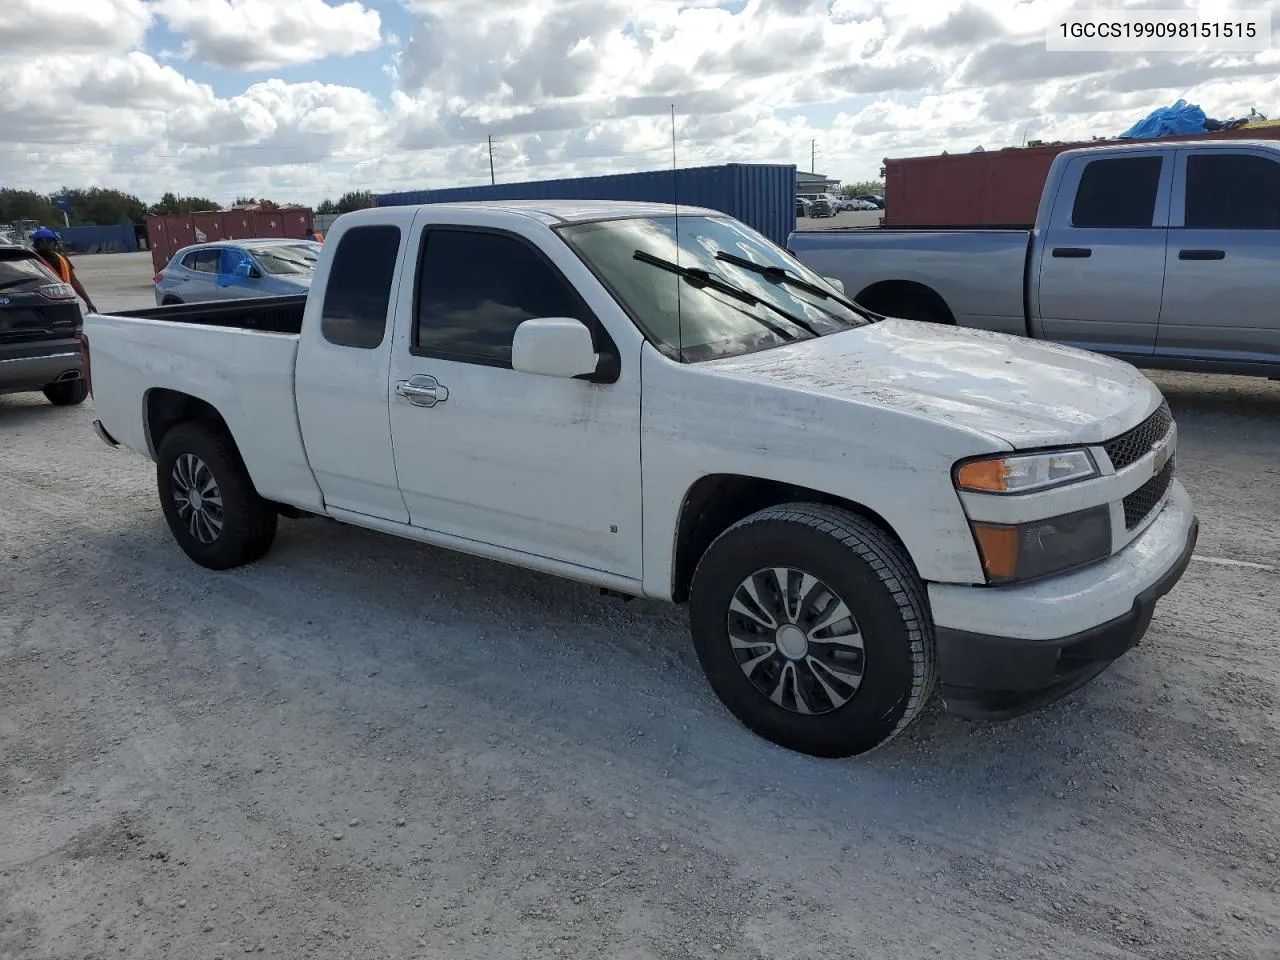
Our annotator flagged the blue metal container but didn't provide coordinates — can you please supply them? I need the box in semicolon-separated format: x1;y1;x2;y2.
57;223;139;254
375;163;797;248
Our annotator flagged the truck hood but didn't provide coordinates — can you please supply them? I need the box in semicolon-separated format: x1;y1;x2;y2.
702;318;1162;449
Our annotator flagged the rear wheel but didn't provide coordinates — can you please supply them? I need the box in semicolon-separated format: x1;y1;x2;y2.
157;422;277;570
161;296;182;306
688;503;935;758
43;379;88;406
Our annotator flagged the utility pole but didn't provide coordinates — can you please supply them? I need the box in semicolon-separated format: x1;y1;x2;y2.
488;135;495;186
811;139;816;174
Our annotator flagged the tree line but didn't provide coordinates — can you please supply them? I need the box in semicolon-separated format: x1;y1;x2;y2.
838;181;885;198
0;187;378;228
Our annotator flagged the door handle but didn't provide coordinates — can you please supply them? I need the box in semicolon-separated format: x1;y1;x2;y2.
395;375;448;408
1051;247;1092;258
1178;249;1225;261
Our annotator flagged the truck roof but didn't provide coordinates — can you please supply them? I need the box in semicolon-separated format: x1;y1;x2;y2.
1056;137;1280;159
346;199;722;225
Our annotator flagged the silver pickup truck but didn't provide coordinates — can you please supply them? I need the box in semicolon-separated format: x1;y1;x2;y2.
788;140;1280;379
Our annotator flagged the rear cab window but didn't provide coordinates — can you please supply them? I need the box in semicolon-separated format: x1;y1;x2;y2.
1184;153;1280;229
319;225;401;349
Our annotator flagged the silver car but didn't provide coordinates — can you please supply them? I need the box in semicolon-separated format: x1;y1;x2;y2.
154;239;320;305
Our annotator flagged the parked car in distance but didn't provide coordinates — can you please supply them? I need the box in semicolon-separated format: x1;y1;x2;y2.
0;245;87;405
155;239;322;306
789;140;1280;378
85;200;1197;758
854;194;885;209
809;196;835;217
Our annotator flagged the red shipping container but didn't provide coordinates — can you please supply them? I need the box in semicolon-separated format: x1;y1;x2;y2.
191;212;227;246
147;208;317;273
882;126;1280;228
251;210;285;238
221;211;255;241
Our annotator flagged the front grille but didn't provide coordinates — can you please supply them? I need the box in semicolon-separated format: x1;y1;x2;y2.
1104;400;1172;470
1123;457;1174;529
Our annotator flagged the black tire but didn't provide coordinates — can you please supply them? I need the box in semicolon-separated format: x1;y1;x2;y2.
43;379;88;406
161;296;182;306
689;503;935;758
864;290;952;325
156;422;277;570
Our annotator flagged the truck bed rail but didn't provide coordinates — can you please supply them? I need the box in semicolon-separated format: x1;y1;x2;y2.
113;295;306;335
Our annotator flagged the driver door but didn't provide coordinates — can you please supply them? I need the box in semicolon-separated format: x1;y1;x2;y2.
386;210;643;579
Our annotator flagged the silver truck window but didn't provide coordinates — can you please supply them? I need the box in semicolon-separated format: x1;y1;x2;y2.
320;225;400;350
1071;156;1163;229
1185;153;1280;229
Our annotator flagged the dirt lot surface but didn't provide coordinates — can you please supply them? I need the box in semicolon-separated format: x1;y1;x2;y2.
2;261;1278;960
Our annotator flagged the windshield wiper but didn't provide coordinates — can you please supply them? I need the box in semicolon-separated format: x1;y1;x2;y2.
713;251;877;321
633;249;821;338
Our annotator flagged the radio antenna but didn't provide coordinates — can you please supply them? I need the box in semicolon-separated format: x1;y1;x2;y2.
671;103;683;363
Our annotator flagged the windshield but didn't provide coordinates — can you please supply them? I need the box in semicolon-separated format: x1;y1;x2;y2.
247;244;319;276
558;215;869;361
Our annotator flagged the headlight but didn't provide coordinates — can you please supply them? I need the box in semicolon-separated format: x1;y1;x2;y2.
969;506;1111;584
955;449;1097;495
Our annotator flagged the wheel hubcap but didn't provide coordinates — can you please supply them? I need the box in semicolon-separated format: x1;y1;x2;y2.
171;453;224;545
775;624;808;660
726;567;864;715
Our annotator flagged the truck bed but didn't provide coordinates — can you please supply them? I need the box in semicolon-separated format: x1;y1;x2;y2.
115;295;306;334
787;228;1031;337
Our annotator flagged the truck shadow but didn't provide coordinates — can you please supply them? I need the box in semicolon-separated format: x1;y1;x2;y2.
57;506;1208;835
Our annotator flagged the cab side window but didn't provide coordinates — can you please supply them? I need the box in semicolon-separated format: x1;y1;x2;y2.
414;228;595;368
1071;156;1163;229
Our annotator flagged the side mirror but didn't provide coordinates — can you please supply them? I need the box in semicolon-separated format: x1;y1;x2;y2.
823;276;846;294
512;317;610;381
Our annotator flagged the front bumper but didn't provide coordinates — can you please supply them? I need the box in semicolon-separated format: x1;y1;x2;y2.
929;481;1198;721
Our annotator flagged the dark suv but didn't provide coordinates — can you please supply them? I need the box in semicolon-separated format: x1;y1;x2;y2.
0;246;87;405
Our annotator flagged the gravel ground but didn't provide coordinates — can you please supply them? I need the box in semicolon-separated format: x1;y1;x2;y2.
1;260;1278;960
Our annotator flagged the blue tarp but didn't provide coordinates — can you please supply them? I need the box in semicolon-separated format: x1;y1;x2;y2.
1119;99;1207;139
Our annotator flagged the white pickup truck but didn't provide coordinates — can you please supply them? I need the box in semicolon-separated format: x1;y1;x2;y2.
84;200;1198;758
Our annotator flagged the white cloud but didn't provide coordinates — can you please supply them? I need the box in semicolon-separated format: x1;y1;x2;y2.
150;0;384;70
0;0;152;54
0;0;1277;206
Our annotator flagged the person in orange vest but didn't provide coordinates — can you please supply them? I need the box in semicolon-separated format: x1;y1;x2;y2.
31;228;98;313
308;230;324;243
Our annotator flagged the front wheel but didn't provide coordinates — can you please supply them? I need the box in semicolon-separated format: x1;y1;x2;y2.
689;503;935;758
43;379;88;406
157;422;277;570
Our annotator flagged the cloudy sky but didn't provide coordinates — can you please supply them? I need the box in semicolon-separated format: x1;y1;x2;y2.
1;0;1276;206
